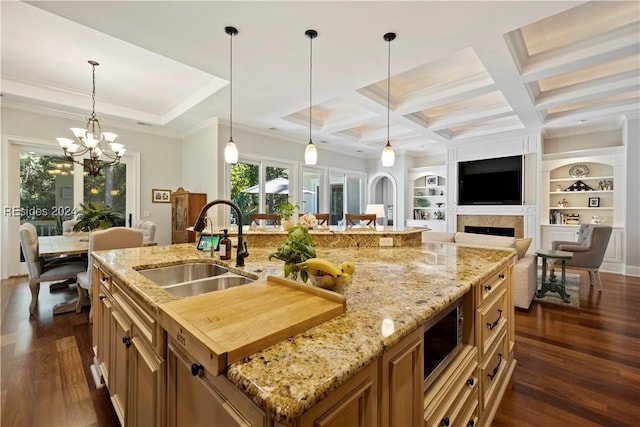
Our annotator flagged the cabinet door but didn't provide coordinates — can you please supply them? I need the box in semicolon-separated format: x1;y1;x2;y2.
171;193;189;244
128;335;163;427
97;288;113;388
166;342;259;427
299;362;377;427
111;308;132;426
380;328;422;427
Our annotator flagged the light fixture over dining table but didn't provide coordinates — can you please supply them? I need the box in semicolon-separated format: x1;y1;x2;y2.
56;60;126;177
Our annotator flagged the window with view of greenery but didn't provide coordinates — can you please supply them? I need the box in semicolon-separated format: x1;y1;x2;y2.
230;161;290;225
83;160;126;226
19;152;127;234
19;153;75;235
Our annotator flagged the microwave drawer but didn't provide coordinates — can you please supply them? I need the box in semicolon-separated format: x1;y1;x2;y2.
424;347;478;427
479;329;508;411
476;286;508;357
476;267;507;306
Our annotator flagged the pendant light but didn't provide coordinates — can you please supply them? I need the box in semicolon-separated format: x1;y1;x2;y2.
224;26;239;164
381;32;396;167
304;29;318;165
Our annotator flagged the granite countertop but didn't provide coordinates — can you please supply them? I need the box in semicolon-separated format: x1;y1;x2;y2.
91;242;516;423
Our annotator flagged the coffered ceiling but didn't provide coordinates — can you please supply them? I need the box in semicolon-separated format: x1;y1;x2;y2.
2;1;638;158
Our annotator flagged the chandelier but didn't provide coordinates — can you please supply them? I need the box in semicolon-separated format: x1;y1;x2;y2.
381;32;396;167
56;60;125;176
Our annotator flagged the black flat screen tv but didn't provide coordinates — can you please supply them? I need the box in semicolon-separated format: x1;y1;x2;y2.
458;155;523;205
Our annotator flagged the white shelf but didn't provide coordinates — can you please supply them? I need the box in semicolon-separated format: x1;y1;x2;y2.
548;207;612;210
549;190;613;195
549;175;613;182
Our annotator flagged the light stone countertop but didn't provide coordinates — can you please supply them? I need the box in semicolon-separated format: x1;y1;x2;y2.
91;241;516;423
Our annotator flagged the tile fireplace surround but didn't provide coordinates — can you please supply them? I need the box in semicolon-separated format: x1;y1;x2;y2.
457;215;524;238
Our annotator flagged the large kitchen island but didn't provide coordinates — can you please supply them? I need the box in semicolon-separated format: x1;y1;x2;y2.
89;239;516;426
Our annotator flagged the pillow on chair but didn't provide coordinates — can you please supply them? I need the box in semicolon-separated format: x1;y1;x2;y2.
516;238;532;259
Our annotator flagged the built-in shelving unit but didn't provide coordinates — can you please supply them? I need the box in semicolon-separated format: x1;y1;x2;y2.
547;162;614;225
407;166;447;232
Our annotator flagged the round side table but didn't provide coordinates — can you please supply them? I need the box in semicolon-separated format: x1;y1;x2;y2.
535;249;573;303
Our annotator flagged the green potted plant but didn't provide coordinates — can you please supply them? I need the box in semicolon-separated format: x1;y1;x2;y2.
275;200;301;230
73;202;122;232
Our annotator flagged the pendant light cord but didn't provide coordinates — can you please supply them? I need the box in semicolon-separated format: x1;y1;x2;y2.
309;32;313;143
387;37;390;143
229;29;233;141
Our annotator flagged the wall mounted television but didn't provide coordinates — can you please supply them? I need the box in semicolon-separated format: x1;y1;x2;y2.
458;155;523;205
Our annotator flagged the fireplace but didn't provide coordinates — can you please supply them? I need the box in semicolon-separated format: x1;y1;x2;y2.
465;226;515;237
457;215;524;238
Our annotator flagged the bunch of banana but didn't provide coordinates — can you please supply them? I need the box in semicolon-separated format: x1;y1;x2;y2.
295;258;356;288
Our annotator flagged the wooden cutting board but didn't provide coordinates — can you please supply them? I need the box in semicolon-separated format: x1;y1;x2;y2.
158;276;346;375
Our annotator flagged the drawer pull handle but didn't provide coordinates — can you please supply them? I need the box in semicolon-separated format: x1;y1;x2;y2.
122;336;132;349
498;273;505;279
101;276;109;282
484;284;492;291
191;363;204;377
466;377;475;387
441;417;450;426
468;419;475;427
487;309;503;330
488;353;503;381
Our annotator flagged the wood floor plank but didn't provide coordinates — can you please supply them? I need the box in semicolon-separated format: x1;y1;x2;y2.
2;268;639;426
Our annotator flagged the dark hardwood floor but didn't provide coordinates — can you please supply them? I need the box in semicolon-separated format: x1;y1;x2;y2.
1;269;638;426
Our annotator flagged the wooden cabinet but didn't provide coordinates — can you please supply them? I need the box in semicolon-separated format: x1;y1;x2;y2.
92;262;166;427
298;361;377;427
423;345;478;427
475;264;515;425
407;166;447;232
171;187;207;244
380;327;423;427
166;338;266;427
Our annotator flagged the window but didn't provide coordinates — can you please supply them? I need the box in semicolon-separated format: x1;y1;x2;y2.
83;160;127;226
229;159;293;225
19;153;75;235
329;171;365;225
301;167;324;214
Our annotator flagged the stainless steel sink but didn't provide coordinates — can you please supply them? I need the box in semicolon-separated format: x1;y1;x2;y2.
161;273;254;298
137;262;229;287
136;262;254;297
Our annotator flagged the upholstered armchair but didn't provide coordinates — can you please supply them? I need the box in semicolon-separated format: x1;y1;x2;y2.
19;223;87;315
76;227;144;322
550;224;613;291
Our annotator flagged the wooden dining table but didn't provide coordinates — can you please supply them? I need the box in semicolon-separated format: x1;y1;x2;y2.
39;233;157;257
38;233;156;315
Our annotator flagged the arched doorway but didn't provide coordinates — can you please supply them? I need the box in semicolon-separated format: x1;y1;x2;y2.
368;172;397;226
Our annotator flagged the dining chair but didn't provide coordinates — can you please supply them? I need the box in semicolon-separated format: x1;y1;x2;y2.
76;227;144;322
345;213;377;227
62;219;79;234
249;213;281;226
19;223;87;315
550;224;613;291
140;220;157;242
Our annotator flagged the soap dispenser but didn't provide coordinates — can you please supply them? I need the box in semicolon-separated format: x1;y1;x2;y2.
219;229;232;260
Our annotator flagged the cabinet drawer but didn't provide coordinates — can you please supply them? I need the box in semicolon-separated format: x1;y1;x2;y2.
476;267;507;306
424;346;478;427
458;395;479;427
479;330;508;411
476;286;507;357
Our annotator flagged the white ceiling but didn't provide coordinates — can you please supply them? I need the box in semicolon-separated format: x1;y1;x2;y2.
2;1;638;158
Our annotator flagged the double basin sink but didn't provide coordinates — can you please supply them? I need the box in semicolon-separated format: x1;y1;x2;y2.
137;262;254;298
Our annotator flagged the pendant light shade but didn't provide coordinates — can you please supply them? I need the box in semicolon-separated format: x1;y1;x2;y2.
304;29;318;165
224;26;239;164
381;32;396;167
381;141;395;167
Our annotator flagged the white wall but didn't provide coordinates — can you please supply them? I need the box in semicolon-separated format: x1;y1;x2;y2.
623;116;640;276
1;107;182;278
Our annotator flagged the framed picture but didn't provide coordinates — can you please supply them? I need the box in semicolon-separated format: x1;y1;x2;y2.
426;175;438;186
588;197;600;207
152;189;171;203
60;186;73;200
